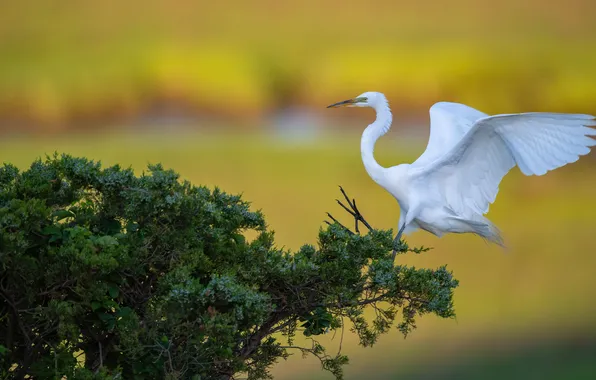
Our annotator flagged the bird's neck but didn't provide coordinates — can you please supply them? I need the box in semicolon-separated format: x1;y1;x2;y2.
361;101;392;184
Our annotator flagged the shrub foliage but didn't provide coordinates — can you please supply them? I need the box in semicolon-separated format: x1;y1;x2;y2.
0;154;458;379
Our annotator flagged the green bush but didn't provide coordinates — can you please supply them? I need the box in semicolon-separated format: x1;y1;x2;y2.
0;154;458;379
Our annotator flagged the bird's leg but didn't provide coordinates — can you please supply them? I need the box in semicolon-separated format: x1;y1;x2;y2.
335;186;373;233
391;223;407;261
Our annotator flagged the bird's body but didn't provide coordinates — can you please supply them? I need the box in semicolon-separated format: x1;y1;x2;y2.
328;92;596;245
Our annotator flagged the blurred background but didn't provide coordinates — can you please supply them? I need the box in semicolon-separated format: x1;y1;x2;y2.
1;0;596;378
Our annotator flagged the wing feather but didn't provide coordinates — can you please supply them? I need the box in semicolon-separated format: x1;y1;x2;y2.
414;102;488;166
411;112;596;217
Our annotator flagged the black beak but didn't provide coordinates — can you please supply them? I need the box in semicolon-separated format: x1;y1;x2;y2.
326;99;356;108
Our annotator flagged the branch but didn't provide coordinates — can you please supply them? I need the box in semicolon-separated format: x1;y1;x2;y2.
326;186;374;235
38;279;75;296
268;317;298;336
278;344;325;359
238;312;290;359
278;339;346;378
337;316;345;357
323;293;389;310
278;340;331;364
324;213;354;235
323;291;430;311
0;287;31;347
337;185;373;232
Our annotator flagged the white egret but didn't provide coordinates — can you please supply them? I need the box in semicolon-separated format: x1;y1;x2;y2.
327;92;596;246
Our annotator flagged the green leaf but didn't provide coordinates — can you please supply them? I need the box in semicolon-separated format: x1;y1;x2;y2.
102;299;119;310
91;301;102;311
108;285;119;299
52;209;75;221
116;307;132;317
98;313;114;323
41;225;61;236
126;222;139;232
100;218;121;234
95;236;119;247
107;318;116;330
0;155;459;380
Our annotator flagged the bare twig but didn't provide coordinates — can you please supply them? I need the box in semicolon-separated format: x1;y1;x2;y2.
268;317;298;336
337;316;345;357
325;212;354;235
278;340;330;363
336;186;373;232
98;341;103;369
38;279;75;296
327;185;411;265
326;186;374;235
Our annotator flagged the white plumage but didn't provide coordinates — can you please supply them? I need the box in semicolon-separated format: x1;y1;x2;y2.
327;92;596;246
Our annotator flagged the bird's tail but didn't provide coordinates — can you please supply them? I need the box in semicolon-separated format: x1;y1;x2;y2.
448;216;506;249
482;221;506;249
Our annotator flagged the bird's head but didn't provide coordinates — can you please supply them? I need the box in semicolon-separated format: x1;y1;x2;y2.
326;91;387;109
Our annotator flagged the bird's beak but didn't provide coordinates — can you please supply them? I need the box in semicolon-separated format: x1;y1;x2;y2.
326;98;357;108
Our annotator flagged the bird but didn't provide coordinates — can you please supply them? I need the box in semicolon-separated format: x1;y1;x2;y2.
327;92;596;246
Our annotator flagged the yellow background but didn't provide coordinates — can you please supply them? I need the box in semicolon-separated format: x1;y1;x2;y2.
1;1;595;378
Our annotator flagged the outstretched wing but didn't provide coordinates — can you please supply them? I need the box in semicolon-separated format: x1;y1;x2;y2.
413;102;488;167
410;112;596;216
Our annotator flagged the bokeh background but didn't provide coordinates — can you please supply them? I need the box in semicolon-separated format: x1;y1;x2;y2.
1;1;596;378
